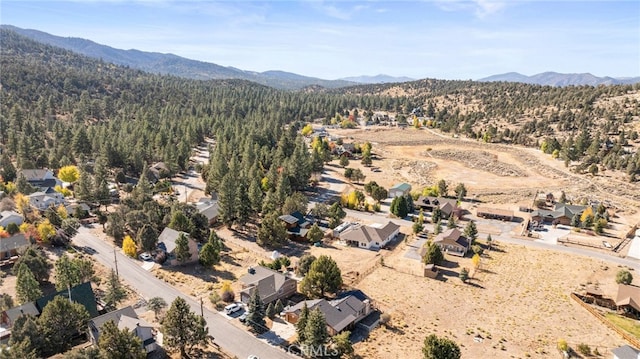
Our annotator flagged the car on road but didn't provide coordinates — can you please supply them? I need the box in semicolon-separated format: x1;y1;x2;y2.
225;303;241;315
139;252;153;261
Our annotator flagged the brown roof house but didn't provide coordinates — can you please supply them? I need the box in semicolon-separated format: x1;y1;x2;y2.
1;302;39;328
433;228;470;257
89;306;157;354
239;266;298;305
415;196;461;218
283;295;372;336
340;222;400;250
616;284;640;317
158;227;199;266
531;203;593;226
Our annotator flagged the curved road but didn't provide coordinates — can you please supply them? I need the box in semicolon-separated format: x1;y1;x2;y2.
74;227;294;359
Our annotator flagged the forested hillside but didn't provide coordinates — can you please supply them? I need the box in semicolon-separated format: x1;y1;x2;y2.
331;78;640;180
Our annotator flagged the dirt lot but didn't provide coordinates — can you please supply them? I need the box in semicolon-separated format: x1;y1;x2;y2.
356;240;629;358
333;126;640;227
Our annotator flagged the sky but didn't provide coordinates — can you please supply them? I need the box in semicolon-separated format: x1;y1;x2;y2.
1;0;639;80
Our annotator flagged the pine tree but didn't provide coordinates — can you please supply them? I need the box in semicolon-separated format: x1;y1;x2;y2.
175;233;192;264
162;297;208;358
464;221;478;243
16;264;42;303
266;302;276;319
97;320;145;359
38;296;90;356
246;289;267;333
300;255;343;298
303;308;329;356
103;269;127;311
296;303;310;343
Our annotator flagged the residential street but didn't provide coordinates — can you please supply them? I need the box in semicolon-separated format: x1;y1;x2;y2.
73;226;294;359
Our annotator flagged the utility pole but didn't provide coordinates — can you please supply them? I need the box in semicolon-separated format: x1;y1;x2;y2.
200;297;204;318
113;247;119;278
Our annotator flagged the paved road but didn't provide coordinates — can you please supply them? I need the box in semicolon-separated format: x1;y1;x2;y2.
74;227;294;359
342;206;640;271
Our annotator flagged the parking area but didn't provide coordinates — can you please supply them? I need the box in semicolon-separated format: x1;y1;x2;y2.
532;223;570;245
259;318;296;345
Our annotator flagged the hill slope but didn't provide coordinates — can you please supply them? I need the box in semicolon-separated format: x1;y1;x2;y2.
479;71;640;86
0;24;357;90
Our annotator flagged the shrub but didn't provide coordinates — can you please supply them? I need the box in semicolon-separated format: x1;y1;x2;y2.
576;343;591;356
616;269;633;285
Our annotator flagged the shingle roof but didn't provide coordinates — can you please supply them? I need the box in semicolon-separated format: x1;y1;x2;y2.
90;306;139;331
390;183;411;192
616;284;640;312
240;266;291;300
158;227;190;254
0;233;28;253
18;169;52;182
279;214;299;225
433;228;469;249
35;282;99;318
611;345;640;359
340;222;400;245
285;295;366;333
4;302;39;324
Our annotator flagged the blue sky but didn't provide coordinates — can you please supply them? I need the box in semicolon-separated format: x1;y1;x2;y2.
1;1;639;80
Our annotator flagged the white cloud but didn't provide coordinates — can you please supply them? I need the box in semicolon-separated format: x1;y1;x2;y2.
433;0;508;18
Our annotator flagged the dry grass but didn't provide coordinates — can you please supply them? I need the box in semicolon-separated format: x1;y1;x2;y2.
355;242;627;358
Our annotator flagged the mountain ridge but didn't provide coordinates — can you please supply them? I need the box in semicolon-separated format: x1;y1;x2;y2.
478;71;640;87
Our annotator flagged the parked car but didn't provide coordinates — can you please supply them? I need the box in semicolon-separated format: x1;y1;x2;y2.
225;303;241;315
239;312;248;322
139;252;153;261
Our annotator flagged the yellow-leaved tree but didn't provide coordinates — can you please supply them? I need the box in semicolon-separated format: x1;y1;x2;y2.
472;253;481;270
54;185;72;197
56;205;68;220
14;193;30;216
301;123;313;136
58;165;80;183
37;219;56;243
123;235;137;257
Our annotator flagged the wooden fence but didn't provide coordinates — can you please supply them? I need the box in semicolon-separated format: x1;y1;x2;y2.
570;293;640;349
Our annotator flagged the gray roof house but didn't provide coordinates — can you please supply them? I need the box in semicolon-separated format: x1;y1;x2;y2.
28;191;65;211
1;302;39;328
196;198;219;225
0;233;28;262
158;227;199;266
432;228;470;257
88;306;157;353
612;345;640;359
340;222;400;250
283;295;372;336
239;266;298;305
0;210;23;228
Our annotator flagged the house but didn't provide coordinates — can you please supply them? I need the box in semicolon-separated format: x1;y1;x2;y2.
239;266;298;305
612;345;640;359
531;203;592;226
433;228;470;256
615;284;640;317
283;295;372;336
28;191;65;211
278;211;311;240
1;302;39;328
158;227;199;266
388;183;412;198
88;306;157;353
0;210;23;228
415;196;461;218
35;282;99;318
17;169;61;191
340;222;400;250
65;203;91;217
0;233;28;263
196;198;219;225
147;162;170;183
476;207;514;221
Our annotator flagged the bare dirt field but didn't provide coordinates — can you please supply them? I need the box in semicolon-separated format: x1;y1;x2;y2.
333;126;640;229
355;240;629;358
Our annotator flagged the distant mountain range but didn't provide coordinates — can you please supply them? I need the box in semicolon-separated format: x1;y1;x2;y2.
0;25;359;90
339;74;415;84
3;25;638;89
478;71;640;87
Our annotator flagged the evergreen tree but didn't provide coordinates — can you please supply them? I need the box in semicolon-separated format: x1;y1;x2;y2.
303;308;329;357
296;303;310;343
257;212;287;247
13;246;51;283
218;173;238;228
162;297;208;358
97;320;146;359
266;302;276;319
38;296;90;356
16;263;42;303
300;255;343;298
147;297;167;320
246;289;267;333
175;233;192;264
306;223;324;243
103;269;127;311
274;299;284;315
136;224;158;253
248;178;263;213
423;242;444;265
75;168;94;201
463;221;478;243
0;153;16;182
199;242;219;267
8;315;44;358
422;334;461;359
15;173;34;195
327;202;346;229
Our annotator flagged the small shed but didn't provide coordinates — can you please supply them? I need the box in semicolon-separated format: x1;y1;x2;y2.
423;264;439;279
389;183;412;198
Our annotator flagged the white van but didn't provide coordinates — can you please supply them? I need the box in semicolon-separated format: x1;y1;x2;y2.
224;303;241;315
